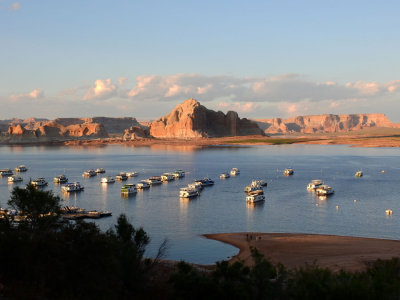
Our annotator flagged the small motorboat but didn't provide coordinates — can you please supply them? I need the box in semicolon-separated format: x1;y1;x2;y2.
82;169;97;177
54;175;68;183
126;171;139;177
116;172;128;181
230;168;240;176
0;169;13;176
307;179;324;190
101;177;115;183
316;185;334;196
31;178;48;187
355;171;363;177
284;168;294;176
8;175;23;182
15;165;27;172
220;172;230;179
95;168;106;174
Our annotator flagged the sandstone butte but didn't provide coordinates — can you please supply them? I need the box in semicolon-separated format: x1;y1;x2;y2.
255;113;400;134
150;98;264;138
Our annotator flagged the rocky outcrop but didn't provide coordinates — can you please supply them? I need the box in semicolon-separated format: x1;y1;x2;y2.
255;114;400;134
6;122;108;142
123;126;150;140
150;98;264;138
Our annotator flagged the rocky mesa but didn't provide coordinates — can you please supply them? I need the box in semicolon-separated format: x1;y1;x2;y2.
150;98;264;138
255;114;400;134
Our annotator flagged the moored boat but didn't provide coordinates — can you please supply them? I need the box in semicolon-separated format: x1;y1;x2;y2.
355;171;363;177
173;170;185;178
179;187;199;198
116;172;128;181
147;176;162;185
8;175;23;182
161;173;175;182
307;179;324;190
195;178;214;187
31;177;48;187
220;172;230;179
251;180;267;187
284;168;294;176
54;174;68;183
0;169;13;176
121;183;137;194
230;168;240;176
15;165;27;172
61;182;84;192
126;171;139;177
246;194;265;203
101;176;115;183
136;180;150;189
82;169;97;177
95;168;106;174
316;185;334;196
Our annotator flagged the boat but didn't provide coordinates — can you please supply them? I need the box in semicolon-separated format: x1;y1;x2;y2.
220;172;230;179
247;188;264;196
116;172;128;181
188;182;203;191
355;171;363;177
95;168;106;173
161;173;175;182
53;174;68;183
126;171;139;177
31;177;48;187
244;181;264;194
173;170;185;178
230;168;240;176
0;169;13;176
101;177;115;183
179;187;199;198
15;165;27;172
307;179;324;190
246;194;265;203
284;168;294;176
121;184;137;194
136;180;150;189
195;178;214;187
82;169;97;177
61;182;84;192
8;175;23;182
147;176;162;185
316;185;334;196
251;180;267;187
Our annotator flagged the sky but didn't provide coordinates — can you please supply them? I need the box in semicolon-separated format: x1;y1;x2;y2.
1;0;400;121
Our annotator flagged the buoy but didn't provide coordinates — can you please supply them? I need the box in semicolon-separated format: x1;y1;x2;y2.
386;209;393;215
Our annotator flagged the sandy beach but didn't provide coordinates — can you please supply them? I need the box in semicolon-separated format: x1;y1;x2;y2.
204;233;400;271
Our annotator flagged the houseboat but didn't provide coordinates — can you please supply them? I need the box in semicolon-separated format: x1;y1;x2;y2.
284;168;294;176
121;184;137;195
179;187;199;198
82;169;97;177
31;178;48;187
8;175;23;182
53;175;68;183
61;182;84;192
307;179;324;190
101;177;115;183
0;169;13;176
230;168;240;176
15;165;27;172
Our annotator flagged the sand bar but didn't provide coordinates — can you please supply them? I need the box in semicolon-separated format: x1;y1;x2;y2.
204;233;400;271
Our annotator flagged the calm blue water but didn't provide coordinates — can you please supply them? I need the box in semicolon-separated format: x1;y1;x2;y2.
1;144;400;264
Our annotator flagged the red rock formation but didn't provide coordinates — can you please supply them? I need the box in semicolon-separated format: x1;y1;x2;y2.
123;126;149;140
150;98;264;138
255;113;399;134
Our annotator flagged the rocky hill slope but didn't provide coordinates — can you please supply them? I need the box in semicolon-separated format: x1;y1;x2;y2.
150;98;264;138
255;114;400;134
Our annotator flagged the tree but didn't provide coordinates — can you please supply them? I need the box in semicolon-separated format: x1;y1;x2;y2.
8;183;62;229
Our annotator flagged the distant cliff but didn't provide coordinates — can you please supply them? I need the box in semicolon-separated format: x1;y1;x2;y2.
150;98;264;138
255;114;400;134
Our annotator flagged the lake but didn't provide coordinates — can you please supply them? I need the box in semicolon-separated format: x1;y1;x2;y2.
1;144;399;264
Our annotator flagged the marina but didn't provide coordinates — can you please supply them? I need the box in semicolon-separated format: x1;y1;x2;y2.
0;144;399;264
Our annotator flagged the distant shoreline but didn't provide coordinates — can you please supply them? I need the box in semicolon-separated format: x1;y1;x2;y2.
204;232;400;271
2;134;400;148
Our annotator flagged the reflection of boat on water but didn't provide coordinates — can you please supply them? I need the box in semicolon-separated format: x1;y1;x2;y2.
179;187;199;198
54;174;68;183
62;182;84;192
230;168;240;176
355;171;363;177
307;179;323;190
284;168;294;176
220;172;230;179
246;194;265;203
8;175;23;182
101;177;115;183
121;184;137;195
316;185;334;196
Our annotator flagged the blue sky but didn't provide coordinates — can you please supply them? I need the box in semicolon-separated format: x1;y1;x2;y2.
1;0;400;121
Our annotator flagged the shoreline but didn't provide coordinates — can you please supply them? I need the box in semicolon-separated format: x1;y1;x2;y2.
204;233;400;271
2;134;400;148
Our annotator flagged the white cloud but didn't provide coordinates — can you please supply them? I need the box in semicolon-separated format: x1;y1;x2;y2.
83;79;116;100
10;88;44;101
